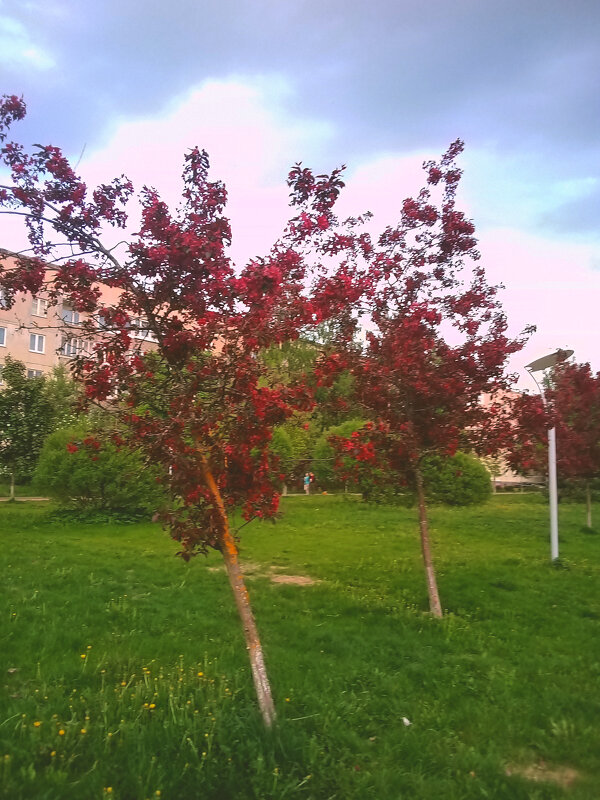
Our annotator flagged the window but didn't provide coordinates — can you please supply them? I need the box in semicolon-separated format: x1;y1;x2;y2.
131;317;158;342
29;333;45;353
0;289;7;309
27;369;43;379
0;327;5;347
32;297;48;317
61;336;86;357
61;303;80;324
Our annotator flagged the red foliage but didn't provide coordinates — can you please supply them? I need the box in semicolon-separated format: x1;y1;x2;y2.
507;362;600;480
0;95;374;558
321;141;532;488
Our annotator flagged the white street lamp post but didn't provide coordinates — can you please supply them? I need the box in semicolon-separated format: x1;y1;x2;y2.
525;349;573;562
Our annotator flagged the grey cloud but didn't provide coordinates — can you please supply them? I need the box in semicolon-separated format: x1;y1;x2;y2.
2;0;599;194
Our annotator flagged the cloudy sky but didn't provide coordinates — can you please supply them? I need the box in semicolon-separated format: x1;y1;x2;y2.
1;0;599;382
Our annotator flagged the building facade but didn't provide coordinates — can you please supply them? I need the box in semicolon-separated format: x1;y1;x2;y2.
0;250;155;383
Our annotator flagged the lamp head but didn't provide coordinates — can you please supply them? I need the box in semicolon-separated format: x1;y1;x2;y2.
525;348;574;373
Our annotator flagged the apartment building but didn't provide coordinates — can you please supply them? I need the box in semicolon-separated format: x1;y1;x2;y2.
0;250;156;383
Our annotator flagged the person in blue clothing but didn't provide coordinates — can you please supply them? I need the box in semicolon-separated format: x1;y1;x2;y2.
303;473;310;495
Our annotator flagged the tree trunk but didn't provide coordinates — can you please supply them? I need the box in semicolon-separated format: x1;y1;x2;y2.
586;480;592;529
200;456;277;728
414;467;443;618
9;471;15;501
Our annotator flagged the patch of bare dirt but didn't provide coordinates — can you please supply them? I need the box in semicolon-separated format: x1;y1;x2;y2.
505;761;580;789
206;562;319;585
269;574;319;586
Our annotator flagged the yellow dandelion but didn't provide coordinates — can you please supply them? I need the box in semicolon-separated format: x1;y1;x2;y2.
104;789;113;794
285;697;290;702
80;654;86;659
87;645;92;650
58;729;65;736
149;703;156;709
33;721;42;728
80;728;86;735
197;671;203;677
50;751;56;757
121;681;127;686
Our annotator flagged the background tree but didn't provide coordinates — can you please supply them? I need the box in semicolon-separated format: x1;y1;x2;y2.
322;141;532;617
44;364;82;429
0;357;55;498
0;94;374;726
508;362;600;528
312;418;366;491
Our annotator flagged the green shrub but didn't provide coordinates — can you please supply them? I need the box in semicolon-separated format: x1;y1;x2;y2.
421;451;492;506
33;423;165;517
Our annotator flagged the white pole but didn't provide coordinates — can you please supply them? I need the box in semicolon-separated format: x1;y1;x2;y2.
547;426;559;560
526;365;560;562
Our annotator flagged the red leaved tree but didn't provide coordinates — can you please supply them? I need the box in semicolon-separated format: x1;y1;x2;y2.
0;96;374;726
508;362;600;528
320;141;532;617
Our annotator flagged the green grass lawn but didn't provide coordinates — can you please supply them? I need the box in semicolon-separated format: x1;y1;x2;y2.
0;495;598;799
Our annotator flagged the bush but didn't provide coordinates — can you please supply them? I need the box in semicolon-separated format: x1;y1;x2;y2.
33;424;165;518
421;451;492;506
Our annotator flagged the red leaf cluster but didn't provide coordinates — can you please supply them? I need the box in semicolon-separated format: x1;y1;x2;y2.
322;141;533;487
0;95;374;558
507;362;600;479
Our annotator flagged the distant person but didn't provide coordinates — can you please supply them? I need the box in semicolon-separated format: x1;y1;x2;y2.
303;473;311;495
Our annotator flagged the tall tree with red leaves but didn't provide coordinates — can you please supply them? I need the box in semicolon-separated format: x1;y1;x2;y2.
321;141;532;617
0;95;374;726
508;362;600;528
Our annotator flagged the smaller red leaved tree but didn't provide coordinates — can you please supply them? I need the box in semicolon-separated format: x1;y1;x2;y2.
507;361;600;528
319;141;533;617
0;95;375;726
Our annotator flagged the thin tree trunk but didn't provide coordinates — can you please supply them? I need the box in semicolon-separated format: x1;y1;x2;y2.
414;466;443;618
586;481;592;529
9;471;15;501
200;456;277;728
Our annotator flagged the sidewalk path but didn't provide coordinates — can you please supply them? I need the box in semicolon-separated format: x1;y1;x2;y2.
0;497;50;502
